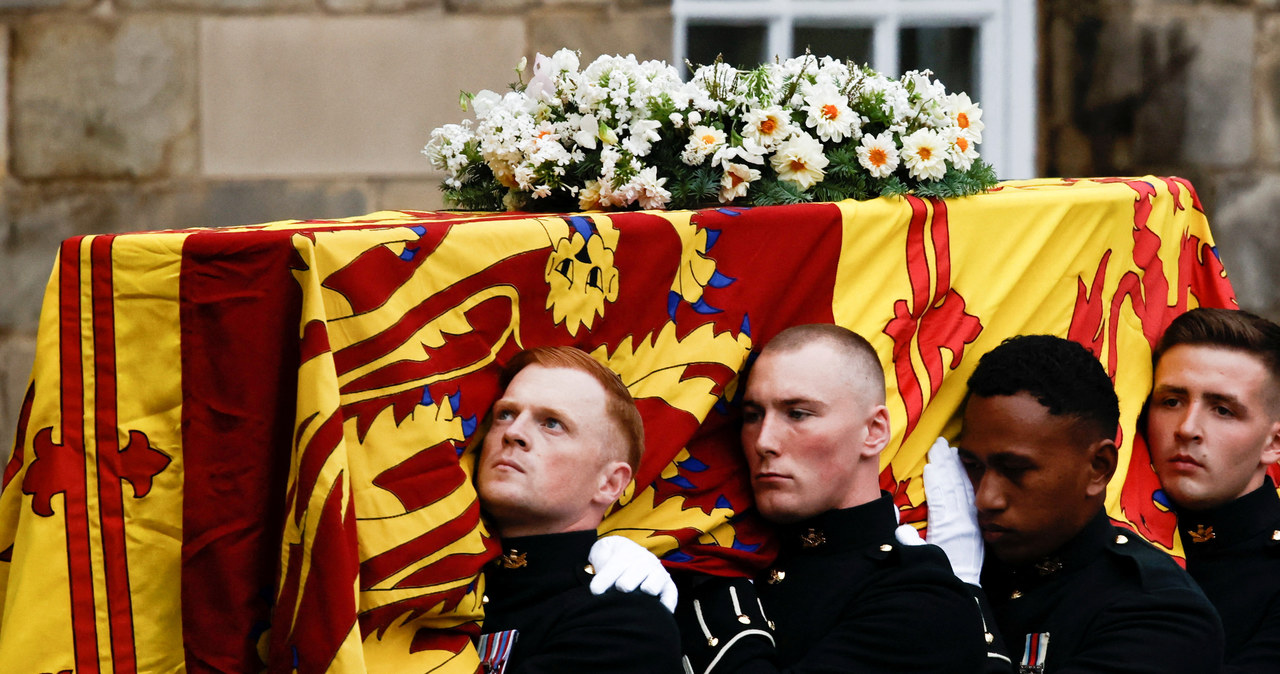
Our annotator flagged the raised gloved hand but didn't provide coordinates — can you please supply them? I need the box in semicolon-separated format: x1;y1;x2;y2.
674;575;775;674
894;523;926;546
588;535;678;613
923;436;984;585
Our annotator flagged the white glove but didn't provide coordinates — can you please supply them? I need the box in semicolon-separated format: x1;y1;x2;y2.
588;535;679;613
923;437;984;585
894;523;926;546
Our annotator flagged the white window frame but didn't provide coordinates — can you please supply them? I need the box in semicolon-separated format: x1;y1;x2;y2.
672;0;1037;180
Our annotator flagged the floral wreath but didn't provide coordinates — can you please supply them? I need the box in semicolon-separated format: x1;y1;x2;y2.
425;50;997;211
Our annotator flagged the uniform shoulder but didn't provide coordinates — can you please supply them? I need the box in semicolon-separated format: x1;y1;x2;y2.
1104;528;1207;596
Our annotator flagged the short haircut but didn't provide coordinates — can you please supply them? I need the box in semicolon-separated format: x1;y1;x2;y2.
967;335;1119;442
498;346;644;471
1154;308;1280;388
763;324;886;402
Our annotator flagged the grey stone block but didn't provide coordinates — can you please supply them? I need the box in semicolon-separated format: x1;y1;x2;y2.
0;0;94;9
117;0;310;9
1180;9;1255;166
1;179;374;333
445;0;534;12
528;6;672;64
197;180;373;228
1209;172;1280;321
1129;7;1255;167
375;178;447;212
0;333;37;467
0;28;8;182
320;0;440;11
1259;15;1280;165
11;16;198;180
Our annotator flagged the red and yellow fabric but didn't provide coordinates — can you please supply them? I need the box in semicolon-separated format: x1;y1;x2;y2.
0;177;1242;672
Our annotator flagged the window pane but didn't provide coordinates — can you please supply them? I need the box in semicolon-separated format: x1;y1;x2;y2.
899;26;977;98
793;26;873;65
686;24;767;70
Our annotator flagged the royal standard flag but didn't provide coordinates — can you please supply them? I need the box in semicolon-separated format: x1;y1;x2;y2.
0;178;1240;672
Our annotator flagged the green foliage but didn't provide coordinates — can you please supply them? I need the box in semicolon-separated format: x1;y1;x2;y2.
750;178;813;206
912;160;999;199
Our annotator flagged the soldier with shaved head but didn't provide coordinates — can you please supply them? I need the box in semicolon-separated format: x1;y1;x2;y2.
676;324;997;673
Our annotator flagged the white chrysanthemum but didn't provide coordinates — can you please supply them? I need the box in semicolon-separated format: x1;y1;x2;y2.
681;125;727;165
712;137;767;169
622;119;662;157
855;132;900;179
948;129;979;171
633;167;672;210
572;113;600;149
900;128;948;181
769;133;828;190
741;107;793;149
802;84;857;143
719;162;760;203
948;92;985;144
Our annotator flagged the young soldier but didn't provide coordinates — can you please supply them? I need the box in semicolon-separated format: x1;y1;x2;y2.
473;346;681;673
677;324;995;673
1147;308;1280;672
928;334;1224;673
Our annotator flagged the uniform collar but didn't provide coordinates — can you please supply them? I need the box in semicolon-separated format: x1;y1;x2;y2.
780;492;898;554
987;509;1116;588
485;529;598;609
1174;477;1280;553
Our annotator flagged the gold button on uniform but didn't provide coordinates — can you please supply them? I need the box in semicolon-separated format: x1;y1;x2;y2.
1115;534;1129;545
879;544;893;552
737;614;751;624
1272;530;1280;542
482;594;490;605
767;569;786;584
985;632;995;645
1010;590;1023;600
583;564;595;575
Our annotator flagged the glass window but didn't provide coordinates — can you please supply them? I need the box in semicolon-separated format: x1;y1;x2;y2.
793;26;874;66
672;0;1038;179
899;26;977;99
686;24;768;69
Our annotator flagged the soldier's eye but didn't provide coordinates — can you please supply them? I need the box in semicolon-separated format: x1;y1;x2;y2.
557;258;572;279
586;266;601;289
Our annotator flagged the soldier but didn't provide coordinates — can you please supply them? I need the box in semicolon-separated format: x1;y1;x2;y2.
677;324;996;673
926;334;1224;673
473;346;681;673
1147;308;1280;672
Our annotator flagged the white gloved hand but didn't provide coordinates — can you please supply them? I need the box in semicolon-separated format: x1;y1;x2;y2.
894;523;926;547
588;535;678;613
923;436;984;585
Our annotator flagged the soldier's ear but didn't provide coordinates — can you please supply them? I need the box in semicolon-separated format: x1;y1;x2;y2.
1260;421;1280;468
593;460;633;506
1084;438;1117;498
859;404;891;459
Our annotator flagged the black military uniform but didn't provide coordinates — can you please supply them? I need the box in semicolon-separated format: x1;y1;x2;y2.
677;493;996;673
1174;477;1280;673
479;530;682;673
982;509;1223;674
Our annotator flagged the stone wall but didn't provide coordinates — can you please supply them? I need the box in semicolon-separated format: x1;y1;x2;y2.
1041;0;1280;320
4;0;1280;450
0;0;672;454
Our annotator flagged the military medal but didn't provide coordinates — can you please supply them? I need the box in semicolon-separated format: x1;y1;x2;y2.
1018;632;1049;674
478;629;519;674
